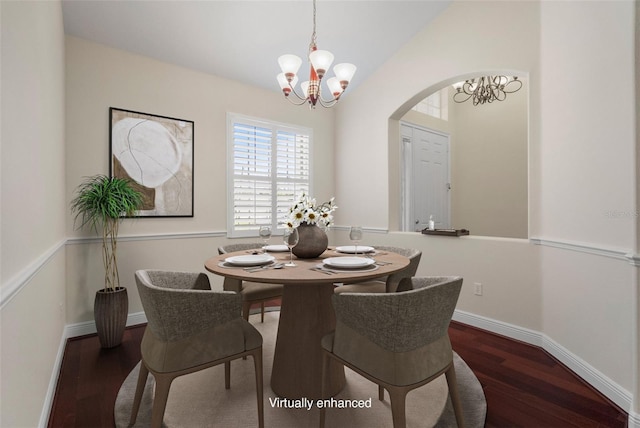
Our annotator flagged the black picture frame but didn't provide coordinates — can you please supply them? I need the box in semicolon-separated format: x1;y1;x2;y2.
109;107;194;217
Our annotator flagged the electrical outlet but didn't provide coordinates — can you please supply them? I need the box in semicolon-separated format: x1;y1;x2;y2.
474;282;483;296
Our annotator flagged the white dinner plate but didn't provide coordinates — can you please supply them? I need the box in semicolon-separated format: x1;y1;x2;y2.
263;244;289;252
323;257;376;269
224;254;275;266
335;245;375;254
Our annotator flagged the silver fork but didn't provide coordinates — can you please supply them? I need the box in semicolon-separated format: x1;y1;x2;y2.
312;266;335;275
244;264;272;272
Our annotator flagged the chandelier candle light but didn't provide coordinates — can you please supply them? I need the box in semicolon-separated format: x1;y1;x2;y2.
452;75;522;106
277;0;356;109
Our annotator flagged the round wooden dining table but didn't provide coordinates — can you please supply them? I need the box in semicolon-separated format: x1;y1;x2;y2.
205;248;410;400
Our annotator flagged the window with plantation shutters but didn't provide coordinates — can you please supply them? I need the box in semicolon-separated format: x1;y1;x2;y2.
227;114;312;237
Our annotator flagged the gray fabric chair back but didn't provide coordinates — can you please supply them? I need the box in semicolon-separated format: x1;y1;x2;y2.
372;246;422;292
321;276;465;428
218;243;264;255
332;276;462;352
142;269;211;290
135;270;241;342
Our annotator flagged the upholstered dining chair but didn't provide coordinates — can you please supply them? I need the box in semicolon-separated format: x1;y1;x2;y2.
130;270;264;428
334;246;422;294
218;243;284;322
320;276;465;428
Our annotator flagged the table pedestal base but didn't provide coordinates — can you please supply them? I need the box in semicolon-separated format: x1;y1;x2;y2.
271;282;346;399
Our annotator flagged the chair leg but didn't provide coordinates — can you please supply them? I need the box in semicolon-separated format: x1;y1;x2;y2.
260;302;265;323
319;352;330;428
129;361;149;425
445;365;465;428
378;385;385;401
251;348;264;428
243;301;252;322
225;361;231;389
150;373;174;428
242;301;252;360
387;386;408;428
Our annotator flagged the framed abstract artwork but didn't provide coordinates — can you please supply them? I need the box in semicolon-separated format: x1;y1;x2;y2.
109;107;194;217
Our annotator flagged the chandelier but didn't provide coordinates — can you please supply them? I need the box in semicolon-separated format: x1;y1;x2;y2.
452;76;522;106
276;0;356;109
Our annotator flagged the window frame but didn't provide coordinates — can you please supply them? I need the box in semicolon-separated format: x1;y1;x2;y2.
226;113;313;238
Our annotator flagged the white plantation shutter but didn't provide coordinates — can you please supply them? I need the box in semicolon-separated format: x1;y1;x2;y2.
275;129;310;223
227;114;311;237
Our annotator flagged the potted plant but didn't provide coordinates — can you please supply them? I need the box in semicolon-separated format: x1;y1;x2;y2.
71;174;144;348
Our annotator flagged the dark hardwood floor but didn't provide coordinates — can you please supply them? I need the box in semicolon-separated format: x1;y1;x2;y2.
448;322;628;428
49;316;628;427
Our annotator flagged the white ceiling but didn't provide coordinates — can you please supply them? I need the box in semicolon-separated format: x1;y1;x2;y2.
61;0;451;94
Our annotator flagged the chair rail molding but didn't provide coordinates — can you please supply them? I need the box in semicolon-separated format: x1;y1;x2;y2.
1;238;67;309
332;225;389;234
66;230;227;245
530;237;639;265
626;252;640;267
2;231;229;309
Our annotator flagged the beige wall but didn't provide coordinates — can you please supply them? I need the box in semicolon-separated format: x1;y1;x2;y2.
538;0;636;401
1;1;67;282
335;0;637;414
64;36;336;322
1;1;67;426
332;229;542;330
538;2;635;249
336;0;541;324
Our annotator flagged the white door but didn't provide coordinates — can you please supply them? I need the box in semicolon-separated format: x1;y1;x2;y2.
402;124;450;231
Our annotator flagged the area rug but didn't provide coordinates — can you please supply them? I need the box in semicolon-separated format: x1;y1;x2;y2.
115;312;486;427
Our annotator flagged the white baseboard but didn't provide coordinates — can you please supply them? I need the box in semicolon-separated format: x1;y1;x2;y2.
453;309;543;346
541;335;632;414
452;309;633;416
42;312;148;426
64;311;148;338
38;328;69;427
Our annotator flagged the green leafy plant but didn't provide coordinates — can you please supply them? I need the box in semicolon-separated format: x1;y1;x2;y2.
71;175;144;291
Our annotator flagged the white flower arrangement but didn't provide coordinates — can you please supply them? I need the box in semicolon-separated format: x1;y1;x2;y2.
285;192;337;229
